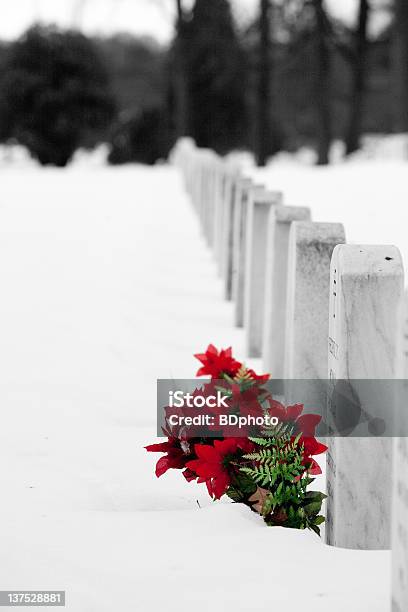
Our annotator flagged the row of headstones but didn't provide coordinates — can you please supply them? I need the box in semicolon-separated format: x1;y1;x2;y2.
171;138;408;610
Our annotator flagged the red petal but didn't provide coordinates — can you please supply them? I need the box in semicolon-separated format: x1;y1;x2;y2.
211;472;230;499
304;458;322;475
287;404;304;421
246;368;269;382
213;438;239;455
205;478;214;497
155;456;170;478
182;468;197;482
186;459;217;479
145;442;172;453
268;399;287;421
295;414;321;437
302;437;328;456
194;444;219;462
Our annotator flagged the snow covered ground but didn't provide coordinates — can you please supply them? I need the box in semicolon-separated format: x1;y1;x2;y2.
0;160;392;610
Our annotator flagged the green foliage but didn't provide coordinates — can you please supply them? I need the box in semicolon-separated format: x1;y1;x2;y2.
211;375;327;534
241;433;304;487
266;490;327;535
251;419;293;440
226;472;257;502
238;433;327;535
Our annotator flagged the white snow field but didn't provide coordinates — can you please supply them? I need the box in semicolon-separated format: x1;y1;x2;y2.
0;159;398;611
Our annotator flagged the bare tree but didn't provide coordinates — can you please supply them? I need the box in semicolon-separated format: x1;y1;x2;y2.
345;0;369;155
174;0;189;138
313;0;331;165
176;0;183;20
393;0;408;132
256;0;272;166
147;0;189;138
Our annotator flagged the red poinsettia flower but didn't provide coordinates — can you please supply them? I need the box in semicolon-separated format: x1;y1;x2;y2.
186;438;253;499
301;436;328;475
267;401;321;437
195;344;269;383
145;437;195;480
195;344;242;379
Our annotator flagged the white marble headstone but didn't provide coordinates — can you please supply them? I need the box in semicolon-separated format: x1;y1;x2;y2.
392;438;408;611
244;190;282;357
219;166;240;282
221;176;248;301
214;164;229;272
262;205;311;377
205;153;218;249
190;154;198;211
195;152;205;221
225;177;252;302
200;150;214;246
284;221;345;382
232;184;262;327
231;179;252;302
326;245;404;550
212;159;224;268
392;292;408;610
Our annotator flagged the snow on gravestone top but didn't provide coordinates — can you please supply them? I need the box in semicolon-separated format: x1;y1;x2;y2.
326;245;404;551
262;205;311;378
284;221;346;381
244;189;283;357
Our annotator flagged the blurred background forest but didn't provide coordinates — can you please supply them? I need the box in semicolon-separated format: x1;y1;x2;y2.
0;0;406;167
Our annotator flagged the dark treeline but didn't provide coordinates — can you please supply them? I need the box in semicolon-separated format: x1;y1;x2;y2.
0;0;405;166
171;0;402;165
